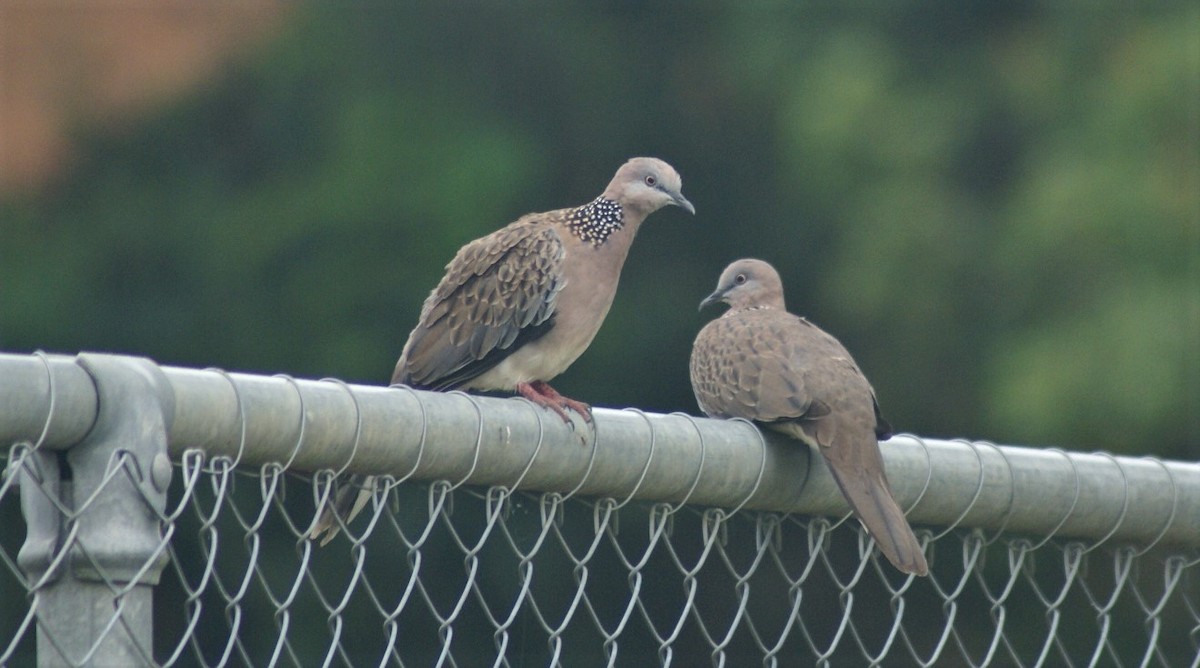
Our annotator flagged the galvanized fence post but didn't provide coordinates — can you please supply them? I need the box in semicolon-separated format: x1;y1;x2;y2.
17;354;173;667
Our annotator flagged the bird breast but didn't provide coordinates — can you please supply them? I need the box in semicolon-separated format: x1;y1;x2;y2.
466;239;628;390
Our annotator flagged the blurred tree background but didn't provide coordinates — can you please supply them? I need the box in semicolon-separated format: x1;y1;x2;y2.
2;2;1198;665
1;4;1196;454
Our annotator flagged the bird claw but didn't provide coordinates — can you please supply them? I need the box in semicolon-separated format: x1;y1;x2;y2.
559;397;594;424
518;381;593;428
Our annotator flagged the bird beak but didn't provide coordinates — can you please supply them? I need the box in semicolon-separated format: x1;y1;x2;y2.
673;193;695;215
698;288;725;311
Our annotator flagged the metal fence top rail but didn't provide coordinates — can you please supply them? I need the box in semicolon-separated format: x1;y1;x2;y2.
3;351;1198;550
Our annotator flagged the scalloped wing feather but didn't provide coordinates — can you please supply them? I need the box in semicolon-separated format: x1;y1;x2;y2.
393;217;567;388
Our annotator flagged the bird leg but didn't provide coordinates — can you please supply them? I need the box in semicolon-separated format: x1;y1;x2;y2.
517;381;593;423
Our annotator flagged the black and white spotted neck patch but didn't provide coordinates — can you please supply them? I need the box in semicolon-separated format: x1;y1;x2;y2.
565;197;624;246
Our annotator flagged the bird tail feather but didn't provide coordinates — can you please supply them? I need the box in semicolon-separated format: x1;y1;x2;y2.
822;457;928;576
309;474;376;546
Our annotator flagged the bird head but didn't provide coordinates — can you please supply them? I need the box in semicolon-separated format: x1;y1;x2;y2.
605;157;695;216
699;258;787;311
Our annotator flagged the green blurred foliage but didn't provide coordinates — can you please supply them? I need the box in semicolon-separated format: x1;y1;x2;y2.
1;4;1198;665
1;1;1196;458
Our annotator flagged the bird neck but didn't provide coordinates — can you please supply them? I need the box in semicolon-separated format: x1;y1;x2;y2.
564;196;625;247
726;298;787;315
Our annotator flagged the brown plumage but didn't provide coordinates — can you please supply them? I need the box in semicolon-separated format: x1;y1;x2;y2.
690;259;928;576
309;157;693;545
392;156;693;418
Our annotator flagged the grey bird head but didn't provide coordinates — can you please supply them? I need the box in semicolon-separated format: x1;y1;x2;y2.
604;157;695;216
699;258;787;311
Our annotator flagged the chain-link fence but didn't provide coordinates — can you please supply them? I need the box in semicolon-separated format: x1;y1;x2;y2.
2;352;1198;666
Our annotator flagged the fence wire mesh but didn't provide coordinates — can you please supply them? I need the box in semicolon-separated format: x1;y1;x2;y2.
3;440;1199;667
0;353;1198;666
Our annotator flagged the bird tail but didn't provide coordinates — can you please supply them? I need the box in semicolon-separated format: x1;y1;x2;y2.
822;453;928;576
309;474;377;546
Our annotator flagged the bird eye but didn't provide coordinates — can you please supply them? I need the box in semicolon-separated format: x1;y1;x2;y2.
734;274;747;285
644;175;657;187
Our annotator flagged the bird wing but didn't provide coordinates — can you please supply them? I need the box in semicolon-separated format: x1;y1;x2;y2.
690;310;830;424
691;310;885;435
393;219;566;389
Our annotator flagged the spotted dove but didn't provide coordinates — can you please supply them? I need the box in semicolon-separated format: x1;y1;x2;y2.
689;259;928;576
309;157;693;545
